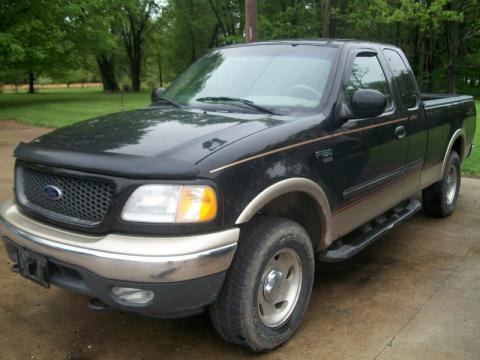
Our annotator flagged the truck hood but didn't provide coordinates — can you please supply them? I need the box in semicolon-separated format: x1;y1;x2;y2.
14;107;281;178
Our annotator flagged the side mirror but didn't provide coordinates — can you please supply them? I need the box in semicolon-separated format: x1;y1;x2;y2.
351;89;386;118
151;87;166;103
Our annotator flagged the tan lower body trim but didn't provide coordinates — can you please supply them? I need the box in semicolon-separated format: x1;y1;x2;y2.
333;169;421;240
420;161;443;189
235;178;333;250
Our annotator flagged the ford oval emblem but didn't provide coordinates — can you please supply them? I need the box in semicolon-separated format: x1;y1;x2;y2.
43;185;63;200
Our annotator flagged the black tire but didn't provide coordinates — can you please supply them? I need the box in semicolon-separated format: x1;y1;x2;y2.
209;216;315;352
422;150;461;217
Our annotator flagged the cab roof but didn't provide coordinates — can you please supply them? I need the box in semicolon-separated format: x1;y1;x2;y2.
220;39;400;50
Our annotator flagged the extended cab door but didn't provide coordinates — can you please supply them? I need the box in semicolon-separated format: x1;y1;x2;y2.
383;48;426;176
332;49;409;237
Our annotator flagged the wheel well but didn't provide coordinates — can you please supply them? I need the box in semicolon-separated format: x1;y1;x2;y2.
452;136;465;160
255;192;323;250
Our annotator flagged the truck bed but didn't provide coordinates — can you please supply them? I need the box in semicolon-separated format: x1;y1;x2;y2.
421;93;474;109
421;93;476;178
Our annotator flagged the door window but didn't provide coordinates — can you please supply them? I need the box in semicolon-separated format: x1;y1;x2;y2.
345;54;392;111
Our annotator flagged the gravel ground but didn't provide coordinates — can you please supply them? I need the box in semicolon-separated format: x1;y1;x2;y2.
1;121;479;360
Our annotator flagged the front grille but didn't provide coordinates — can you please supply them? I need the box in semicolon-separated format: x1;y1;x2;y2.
17;167;115;225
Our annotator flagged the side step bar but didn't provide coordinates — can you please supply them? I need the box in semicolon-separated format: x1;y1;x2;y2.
320;199;422;262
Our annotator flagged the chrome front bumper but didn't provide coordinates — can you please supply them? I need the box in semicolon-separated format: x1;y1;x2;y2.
0;199;239;283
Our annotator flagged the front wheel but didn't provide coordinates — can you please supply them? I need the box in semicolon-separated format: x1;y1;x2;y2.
422;150;461;217
209;216;315;352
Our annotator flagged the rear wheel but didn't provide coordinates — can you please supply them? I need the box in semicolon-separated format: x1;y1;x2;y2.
209;216;314;352
422;151;461;217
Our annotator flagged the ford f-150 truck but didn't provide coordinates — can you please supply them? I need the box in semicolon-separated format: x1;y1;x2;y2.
0;40;476;351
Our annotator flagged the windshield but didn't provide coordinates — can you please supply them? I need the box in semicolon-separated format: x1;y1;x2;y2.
163;44;338;114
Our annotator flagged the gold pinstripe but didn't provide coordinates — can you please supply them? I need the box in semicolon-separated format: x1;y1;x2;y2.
210;116;410;173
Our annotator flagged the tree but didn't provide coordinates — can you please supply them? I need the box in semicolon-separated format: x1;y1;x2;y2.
258;1;319;39
117;0;157;91
147;9;169;89
208;0;244;45
1;0;479;96
385;0;480;93
66;0;121;91
160;0;217;77
437;0;480;93
0;0;74;93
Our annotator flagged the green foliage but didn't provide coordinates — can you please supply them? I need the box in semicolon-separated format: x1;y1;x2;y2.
0;87;150;127
462;101;480;176
0;0;479;95
65;0;119;56
258;1;321;39
0;0;75;88
160;0;217;77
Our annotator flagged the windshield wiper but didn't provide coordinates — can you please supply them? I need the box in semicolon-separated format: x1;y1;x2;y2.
195;96;276;115
152;97;182;108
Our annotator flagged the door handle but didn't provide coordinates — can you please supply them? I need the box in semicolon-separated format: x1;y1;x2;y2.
395;125;406;139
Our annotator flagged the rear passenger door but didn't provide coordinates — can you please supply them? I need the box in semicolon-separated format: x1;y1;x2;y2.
332;50;409;237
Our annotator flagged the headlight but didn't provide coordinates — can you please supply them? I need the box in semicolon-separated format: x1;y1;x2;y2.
121;184;217;223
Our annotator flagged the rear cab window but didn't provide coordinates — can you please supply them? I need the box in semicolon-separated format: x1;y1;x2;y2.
383;49;418;109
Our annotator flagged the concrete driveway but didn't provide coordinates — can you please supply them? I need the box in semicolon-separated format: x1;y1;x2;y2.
1;121;479;360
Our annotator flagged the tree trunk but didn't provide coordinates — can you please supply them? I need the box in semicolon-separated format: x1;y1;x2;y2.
328;0;337;37
291;0;299;38
130;59;141;91
421;0;432;92
188;0;196;61
96;56;119;92
121;3;154;92
412;25;420;75
209;23;220;48
130;35;142;92
423;14;435;93
208;0;228;38
28;72;35;94
318;0;331;38
122;18;143;92
446;64;456;93
443;0;459;94
158;62;163;88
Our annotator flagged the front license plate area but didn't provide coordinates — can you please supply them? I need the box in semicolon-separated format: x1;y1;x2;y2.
17;249;50;288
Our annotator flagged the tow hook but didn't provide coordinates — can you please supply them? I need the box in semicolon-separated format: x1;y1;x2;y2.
88;298;109;311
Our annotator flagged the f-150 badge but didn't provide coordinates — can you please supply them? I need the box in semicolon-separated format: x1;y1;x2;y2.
315;148;333;163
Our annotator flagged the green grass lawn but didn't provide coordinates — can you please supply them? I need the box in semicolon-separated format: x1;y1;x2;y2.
0;87;150;128
462;100;480;177
0;89;479;176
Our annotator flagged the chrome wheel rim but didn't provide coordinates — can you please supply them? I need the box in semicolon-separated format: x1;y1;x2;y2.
446;164;458;206
257;248;303;328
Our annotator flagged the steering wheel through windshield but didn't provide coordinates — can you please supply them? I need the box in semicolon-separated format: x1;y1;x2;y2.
283;84;322;101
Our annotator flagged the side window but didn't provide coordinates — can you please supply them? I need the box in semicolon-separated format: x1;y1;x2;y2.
384;49;418;109
345;54;392;111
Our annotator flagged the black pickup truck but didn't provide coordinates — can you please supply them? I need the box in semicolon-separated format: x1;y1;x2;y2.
1;40;476;351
